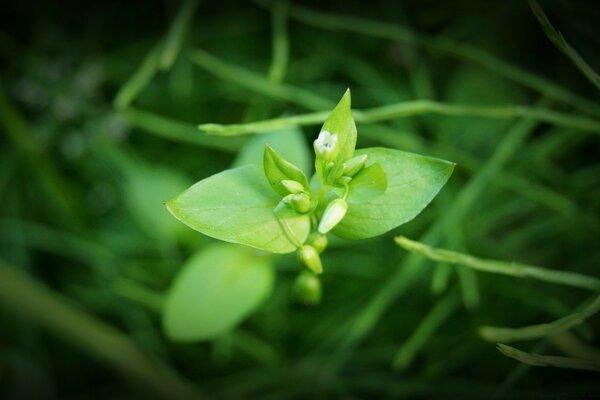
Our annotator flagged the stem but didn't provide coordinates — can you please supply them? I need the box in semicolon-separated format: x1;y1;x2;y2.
188;48;333;111
114;42;163;110
395;236;600;292
497;344;600;372
267;0;289;83
199;99;600;136
479;295;600;343
0;260;203;400
120;107;244;152
159;0;199;71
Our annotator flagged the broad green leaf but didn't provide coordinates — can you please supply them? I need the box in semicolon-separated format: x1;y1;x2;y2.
232;126;311;176
163;243;274;341
263;144;310;196
332;148;454;240
166;165;310;253
317;89;357;163
345;162;387;203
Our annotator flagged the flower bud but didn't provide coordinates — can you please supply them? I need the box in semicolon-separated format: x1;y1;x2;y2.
313;130;339;161
281;179;305;194
283;193;311;213
293;272;322;305
318;198;348;234
297;245;323;274
342;154;367;177
307;232;328;254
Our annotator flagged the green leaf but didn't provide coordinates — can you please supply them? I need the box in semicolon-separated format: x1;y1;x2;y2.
332;148;454;240
263;144;310;196
317;89;356;163
232;126;312;176
163;243;274;341
166;165;310;254
345;162;387;203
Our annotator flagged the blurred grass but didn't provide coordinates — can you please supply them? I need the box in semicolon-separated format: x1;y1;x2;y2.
1;0;600;398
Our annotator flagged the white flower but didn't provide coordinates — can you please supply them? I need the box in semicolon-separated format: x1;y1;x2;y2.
314;130;339;160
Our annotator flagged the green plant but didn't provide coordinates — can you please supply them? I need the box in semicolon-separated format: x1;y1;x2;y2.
164;90;453;340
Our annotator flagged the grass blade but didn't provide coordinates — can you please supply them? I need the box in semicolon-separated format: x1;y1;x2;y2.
529;0;600;91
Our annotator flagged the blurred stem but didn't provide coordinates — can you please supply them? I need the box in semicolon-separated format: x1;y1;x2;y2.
114;42;162;110
0;81;80;228
551;332;600;361
497;343;600;372
395;236;600;292
280;1;600;116
267;0;289;83
529;0;600;92
113;279;166;313
392;290;461;370
160;0;199;71
0;260;203;400
121;107;244;152
199;99;600;136
188;48;333;110
479;294;600;342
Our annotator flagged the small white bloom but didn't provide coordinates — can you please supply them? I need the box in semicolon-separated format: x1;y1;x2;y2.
314;130;339;160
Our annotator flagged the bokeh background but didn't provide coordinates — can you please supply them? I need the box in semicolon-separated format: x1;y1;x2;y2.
1;0;600;398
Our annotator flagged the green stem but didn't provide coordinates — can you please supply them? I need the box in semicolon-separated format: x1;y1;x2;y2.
0;260;203;400
159;0;199;71
188;48;333;110
497;343;600;372
120;107;244;152
267;0;289;83
199;99;600;136
114;42;163;110
395;236;600;292
479;295;600;343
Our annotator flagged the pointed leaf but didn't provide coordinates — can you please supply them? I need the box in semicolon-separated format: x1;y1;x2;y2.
318;89;357;163
163;244;274;341
264;144;310;196
332;148;454;240
232;126;312;176
166;165;310;253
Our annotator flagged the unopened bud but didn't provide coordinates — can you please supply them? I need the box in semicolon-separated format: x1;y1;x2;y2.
283;193;311;213
335;176;352;186
343;154;367;177
318;198;348;234
308;232;328;254
314;130;339;161
293;272;322;305
281;179;305;194
297;245;323;274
